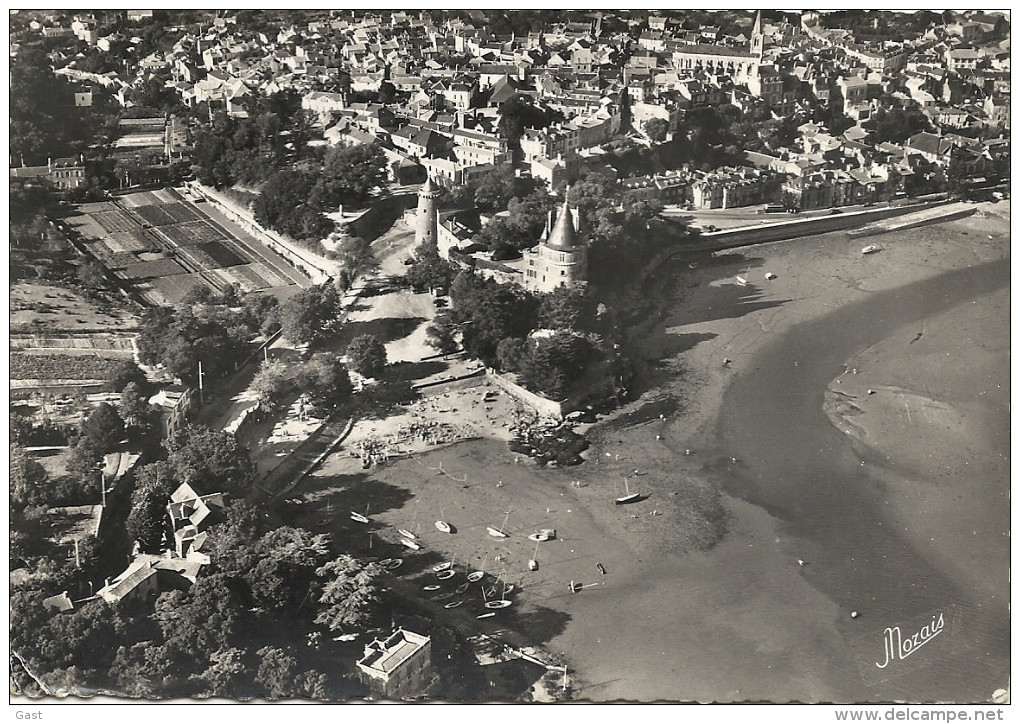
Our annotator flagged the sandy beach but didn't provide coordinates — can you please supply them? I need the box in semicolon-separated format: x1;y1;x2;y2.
285;202;1009;702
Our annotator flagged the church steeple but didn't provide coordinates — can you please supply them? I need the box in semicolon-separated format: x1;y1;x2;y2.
750;10;764;60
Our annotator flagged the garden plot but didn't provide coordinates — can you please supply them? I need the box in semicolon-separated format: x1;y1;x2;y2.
105;228;162;253
148;274;213;305
91;209;142;234
151;189;178;204
161;220;227;245
180;240;249;268
162;203;203;223
215;262;293;292
133;204;179;227
117;191;163;208
78;201;119;214
120;257;188;280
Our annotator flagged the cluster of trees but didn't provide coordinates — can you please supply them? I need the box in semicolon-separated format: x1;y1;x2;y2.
497;96;564;150
345;334;388;379
250;144;387;245
431;273;612;400
279;283;341;346
250;351;355;415
565;172;667;285
137;289;279;383
405;238;459;293
497;332;595;400
10;385;156;575
12;502;388;699
10;183;78;284
191;92;316;189
126;424;256;551
818;10;943;43
478;190;559;260
670;103;800;170
864;104;934;144
10;48;98;163
445;270;539;366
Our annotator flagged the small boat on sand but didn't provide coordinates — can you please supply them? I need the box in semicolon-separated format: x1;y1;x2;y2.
398;529;416;540
735;275;748;286
487;510;512;538
615;477;641;505
436;570;455;580
350;512;369;524
528;529;556;542
485;600;512;610
477;612;496;619
861;245;880;255
400;538;421;551
444;601;463;609
467;571;484;582
381;558;403;571
433;562;453;572
435;520;452;534
423;584;441;592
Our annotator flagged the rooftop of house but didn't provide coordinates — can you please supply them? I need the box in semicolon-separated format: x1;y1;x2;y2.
357;628;430;675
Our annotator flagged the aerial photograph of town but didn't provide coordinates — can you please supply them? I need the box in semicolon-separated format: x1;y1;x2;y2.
8;8;1010;713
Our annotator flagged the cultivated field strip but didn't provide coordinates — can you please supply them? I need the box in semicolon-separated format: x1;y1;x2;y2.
71;189;303;305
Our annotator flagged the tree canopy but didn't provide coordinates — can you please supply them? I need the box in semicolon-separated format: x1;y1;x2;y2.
301;352;354;412
449;270;538;366
166;424;255;496
126;460;177;552
345;334;387;379
279;283;342;346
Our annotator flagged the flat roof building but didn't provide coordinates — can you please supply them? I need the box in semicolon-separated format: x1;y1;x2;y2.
356;628;435;699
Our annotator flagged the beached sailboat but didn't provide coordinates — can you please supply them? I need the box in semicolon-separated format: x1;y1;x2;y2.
487;509;511;538
400;537;421;551
615;477;641;505
528;529;556;542
350;511;369;524
528;539;541;571
861;245;880;255
398;529;416;540
436;569;455;580
467;571;484;582
435;504;452;533
444;601;463;609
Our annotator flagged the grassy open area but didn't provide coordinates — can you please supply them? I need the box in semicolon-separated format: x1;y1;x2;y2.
10;282;139;334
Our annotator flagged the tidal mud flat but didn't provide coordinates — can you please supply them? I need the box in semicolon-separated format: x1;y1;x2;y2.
302;203;1009;702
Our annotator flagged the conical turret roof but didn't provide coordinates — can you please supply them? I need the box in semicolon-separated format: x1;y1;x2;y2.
546;195;578;250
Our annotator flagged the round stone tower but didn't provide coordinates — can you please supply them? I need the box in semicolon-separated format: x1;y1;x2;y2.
415;174;440;247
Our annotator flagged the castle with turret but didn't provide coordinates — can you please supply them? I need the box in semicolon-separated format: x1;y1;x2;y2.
522;194;589;293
